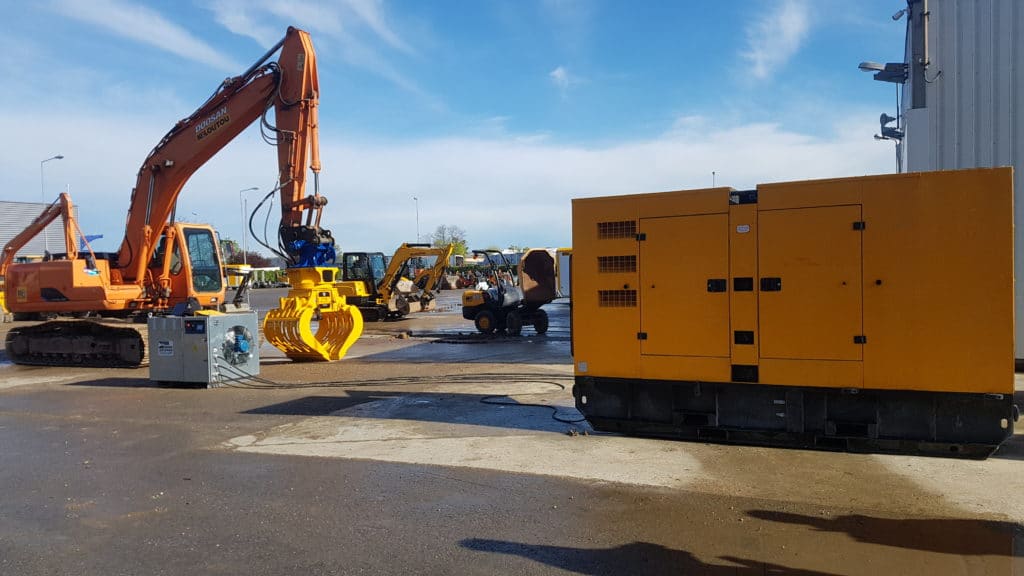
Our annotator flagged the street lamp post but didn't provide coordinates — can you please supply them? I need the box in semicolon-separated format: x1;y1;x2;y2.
39;154;64;253
413;196;419;242
238;187;259;265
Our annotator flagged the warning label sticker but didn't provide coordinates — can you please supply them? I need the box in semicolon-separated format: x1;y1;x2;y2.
157;340;175;357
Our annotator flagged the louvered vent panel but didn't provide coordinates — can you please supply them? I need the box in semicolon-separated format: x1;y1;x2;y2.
597;220;636;239
597;255;637;273
598;290;637;307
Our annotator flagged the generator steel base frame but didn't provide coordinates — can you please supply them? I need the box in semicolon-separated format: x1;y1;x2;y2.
573;376;1017;458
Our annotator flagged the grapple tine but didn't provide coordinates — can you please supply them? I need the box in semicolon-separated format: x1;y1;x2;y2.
263;267;364;362
318;304;363;360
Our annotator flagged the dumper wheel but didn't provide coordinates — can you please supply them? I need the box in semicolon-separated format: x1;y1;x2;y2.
505;310;523;336
533;308;549;335
475;310;497;334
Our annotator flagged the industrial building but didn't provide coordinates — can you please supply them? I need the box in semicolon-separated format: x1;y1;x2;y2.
884;0;1024;360
0;201;79;258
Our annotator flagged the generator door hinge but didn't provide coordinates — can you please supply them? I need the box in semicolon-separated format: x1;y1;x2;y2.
636;233;647;241
853;221;866;230
854;335;867;344
637;332;648;340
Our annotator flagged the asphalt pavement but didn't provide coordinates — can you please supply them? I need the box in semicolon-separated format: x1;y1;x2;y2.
0;288;1022;575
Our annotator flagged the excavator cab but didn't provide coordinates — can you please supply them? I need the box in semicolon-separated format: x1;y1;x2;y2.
147;224;225;309
341;252;387;285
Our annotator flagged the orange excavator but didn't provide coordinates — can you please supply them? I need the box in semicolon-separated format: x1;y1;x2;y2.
2;27;362;366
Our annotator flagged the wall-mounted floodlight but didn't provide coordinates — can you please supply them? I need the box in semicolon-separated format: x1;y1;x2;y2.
858;61;907;83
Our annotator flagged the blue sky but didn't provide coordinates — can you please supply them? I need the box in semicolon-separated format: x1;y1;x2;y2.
1;0;906;253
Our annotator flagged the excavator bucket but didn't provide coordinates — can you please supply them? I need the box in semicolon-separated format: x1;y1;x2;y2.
263;268;364;361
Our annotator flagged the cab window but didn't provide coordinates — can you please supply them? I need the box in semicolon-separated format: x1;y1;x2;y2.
183;228;222;292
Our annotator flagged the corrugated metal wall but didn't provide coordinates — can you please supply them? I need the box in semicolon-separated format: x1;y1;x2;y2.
0;201;80;258
903;0;1024;359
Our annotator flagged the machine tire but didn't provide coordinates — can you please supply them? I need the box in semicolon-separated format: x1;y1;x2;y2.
475;310;497;334
533;308;549;335
505;310;523;336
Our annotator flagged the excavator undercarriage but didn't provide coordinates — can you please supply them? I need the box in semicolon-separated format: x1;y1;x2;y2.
5;320;145;367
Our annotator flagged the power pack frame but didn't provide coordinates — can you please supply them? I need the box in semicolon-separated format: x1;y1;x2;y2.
148;311;260;386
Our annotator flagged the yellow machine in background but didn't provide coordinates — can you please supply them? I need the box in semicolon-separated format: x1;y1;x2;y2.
336;243;454;320
571;167;1016;457
461;248;555;335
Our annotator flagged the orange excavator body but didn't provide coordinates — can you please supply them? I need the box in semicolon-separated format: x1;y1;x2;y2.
3;27;361;365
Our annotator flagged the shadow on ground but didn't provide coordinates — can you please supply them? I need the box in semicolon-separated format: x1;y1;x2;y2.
748;510;1023;557
460;539;842;576
242;389;586;432
350;337;572;365
65;377;205;389
243;394;393;416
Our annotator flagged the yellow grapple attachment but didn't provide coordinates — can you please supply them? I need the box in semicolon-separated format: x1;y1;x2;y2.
263;267;364;362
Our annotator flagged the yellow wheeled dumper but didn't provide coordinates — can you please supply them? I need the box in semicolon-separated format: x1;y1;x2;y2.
462;249;556;335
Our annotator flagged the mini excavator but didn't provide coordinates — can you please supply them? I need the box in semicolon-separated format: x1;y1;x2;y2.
2;27;361;366
336;243;454;320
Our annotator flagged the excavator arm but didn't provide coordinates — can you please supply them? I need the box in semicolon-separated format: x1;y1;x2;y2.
116;26;333;289
118;26;359;362
377;243;453;301
412;243;455;292
0;193;79;279
110;26;358;361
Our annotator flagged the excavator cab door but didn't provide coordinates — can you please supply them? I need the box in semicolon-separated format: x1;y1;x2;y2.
368;253;387;286
180;226;223;296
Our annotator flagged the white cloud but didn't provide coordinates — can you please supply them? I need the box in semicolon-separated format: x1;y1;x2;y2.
549;65;581;99
53;0;242;72
207;0;281;47
550;66;569;89
344;0;415;55
741;0;811;80
206;0;432;103
0;107;894;254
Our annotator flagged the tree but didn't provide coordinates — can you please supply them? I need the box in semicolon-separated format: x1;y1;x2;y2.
431;224;468;256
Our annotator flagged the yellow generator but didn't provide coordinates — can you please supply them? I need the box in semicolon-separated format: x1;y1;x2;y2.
571;168;1017;457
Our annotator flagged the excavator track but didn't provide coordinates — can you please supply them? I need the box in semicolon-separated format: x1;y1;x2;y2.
5;320;146;367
